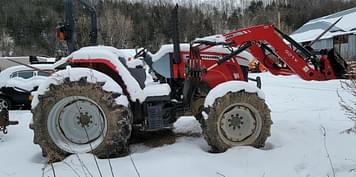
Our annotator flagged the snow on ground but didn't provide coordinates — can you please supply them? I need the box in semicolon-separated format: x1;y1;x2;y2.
1;73;356;177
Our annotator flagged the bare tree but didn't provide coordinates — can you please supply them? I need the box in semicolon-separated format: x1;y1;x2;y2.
0;30;14;56
98;3;133;48
75;14;92;48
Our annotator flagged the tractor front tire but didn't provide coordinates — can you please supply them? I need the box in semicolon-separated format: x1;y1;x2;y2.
202;91;272;152
32;78;132;162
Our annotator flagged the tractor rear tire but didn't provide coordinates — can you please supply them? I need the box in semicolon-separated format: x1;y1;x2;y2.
202;91;271;152
32;78;132;162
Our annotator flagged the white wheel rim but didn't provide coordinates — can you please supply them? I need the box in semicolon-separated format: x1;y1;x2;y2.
0;98;9;111
48;96;108;153
218;103;262;146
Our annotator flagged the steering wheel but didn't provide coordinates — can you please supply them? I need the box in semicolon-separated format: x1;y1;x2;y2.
134;48;147;59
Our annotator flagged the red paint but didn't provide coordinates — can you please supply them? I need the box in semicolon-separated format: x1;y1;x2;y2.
172;50;244;88
224;24;337;81
68;58;131;97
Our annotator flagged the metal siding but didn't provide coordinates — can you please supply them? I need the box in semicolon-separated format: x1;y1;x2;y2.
340;43;349;59
349;35;356;60
309;36;356;60
311;39;333;50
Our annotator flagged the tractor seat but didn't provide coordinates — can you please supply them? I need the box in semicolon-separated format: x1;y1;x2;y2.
118;56;171;97
119;57;146;89
127;68;146;89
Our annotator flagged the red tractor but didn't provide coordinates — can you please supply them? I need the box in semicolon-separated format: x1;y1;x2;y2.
30;6;348;162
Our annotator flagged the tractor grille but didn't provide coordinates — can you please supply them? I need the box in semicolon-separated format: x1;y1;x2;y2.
147;105;164;129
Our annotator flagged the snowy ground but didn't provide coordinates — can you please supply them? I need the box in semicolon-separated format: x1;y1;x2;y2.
0;73;355;177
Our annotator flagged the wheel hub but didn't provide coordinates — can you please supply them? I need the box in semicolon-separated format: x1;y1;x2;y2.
77;112;93;127
228;114;243;129
220;105;257;142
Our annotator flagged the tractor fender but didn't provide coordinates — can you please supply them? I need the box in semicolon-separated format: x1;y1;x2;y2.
62;46;169;103
203;80;265;119
31;66;128;110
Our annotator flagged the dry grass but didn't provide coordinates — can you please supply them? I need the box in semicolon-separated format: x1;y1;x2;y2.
338;74;356;133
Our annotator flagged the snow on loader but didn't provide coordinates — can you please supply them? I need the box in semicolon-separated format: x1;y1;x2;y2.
29;5;348;162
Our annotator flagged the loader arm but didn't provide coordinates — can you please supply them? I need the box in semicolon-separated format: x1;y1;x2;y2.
222;24;338;81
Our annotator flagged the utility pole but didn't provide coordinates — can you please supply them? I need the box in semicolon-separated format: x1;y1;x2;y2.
62;0;98;54
79;0;98;46
277;11;281;30
64;0;76;53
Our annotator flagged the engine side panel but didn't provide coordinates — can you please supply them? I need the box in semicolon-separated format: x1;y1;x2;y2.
172;51;249;88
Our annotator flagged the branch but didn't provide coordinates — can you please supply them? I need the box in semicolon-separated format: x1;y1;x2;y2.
63;161;81;177
130;154;141;177
216;172;226;177
50;163;57;177
320;126;336;177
